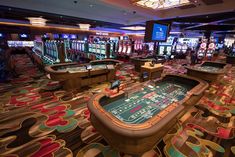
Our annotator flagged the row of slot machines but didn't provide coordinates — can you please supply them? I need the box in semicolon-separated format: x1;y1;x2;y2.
117;40;133;56
198;39;216;60
44;40;61;64
88;42;107;60
65;40;116;61
33;40;66;65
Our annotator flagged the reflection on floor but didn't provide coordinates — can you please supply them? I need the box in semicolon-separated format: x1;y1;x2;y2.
0;54;234;157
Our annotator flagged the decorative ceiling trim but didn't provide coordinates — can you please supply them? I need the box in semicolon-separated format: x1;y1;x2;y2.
130;0;192;10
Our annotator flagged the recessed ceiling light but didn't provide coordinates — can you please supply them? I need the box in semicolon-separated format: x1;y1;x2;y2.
27;17;47;26
121;26;145;31
89;4;94;7
78;23;91;30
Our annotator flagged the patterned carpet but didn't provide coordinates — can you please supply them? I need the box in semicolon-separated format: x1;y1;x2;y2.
0;54;234;157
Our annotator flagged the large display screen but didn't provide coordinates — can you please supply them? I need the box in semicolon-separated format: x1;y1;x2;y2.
145;21;170;42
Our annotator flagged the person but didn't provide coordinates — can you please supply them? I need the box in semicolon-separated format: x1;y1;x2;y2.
191;50;197;65
0;50;8;82
186;50;191;65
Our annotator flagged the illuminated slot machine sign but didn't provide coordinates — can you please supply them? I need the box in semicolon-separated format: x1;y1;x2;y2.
7;41;34;47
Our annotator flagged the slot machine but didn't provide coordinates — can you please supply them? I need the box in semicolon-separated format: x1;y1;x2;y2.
206;38;215;60
166;46;172;56
197;39;207;61
134;40;138;51
109;41;114;58
139;41;143;51
159;46;165;55
182;44;188;54
79;41;82;52
122;41;127;54
126;41;132;56
96;42;102;59
47;41;53;62
76;41;79;52
118;41;123;55
53;41;60;63
88;43;92;53
148;43;154;52
64;40;71;62
176;44;182;53
81;41;85;52
100;41;106;59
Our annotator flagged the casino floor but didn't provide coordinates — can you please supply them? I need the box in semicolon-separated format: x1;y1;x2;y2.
0;53;234;157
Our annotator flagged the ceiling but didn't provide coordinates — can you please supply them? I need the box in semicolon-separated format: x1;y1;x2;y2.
0;0;234;25
158;11;235;34
0;0;234;35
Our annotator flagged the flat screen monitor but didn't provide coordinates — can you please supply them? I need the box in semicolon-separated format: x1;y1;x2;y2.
86;65;92;70
144;21;170;42
110;80;121;90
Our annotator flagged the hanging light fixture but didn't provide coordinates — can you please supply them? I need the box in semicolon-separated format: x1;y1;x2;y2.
78;24;91;30
131;0;191;10
27;17;47;26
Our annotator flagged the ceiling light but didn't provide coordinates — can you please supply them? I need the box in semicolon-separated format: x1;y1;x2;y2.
27;17;47;26
78;23;91;30
121;26;145;30
131;0;191;10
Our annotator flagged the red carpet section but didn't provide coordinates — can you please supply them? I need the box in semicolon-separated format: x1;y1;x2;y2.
0;54;234;157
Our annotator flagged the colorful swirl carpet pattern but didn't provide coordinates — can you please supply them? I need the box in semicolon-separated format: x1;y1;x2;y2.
0;54;234;157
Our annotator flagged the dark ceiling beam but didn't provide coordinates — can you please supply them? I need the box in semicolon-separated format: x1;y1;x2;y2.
184;17;235;30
